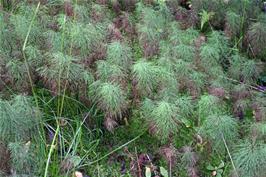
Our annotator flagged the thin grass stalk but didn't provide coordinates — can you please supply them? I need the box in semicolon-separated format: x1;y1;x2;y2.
45;6;67;177
57;1;79;161
57;15;67;116
64;108;95;157
59;0;79;117
22;4;48;174
78;131;146;168
22;1;40;108
90;134;143;164
44;124;60;177
221;133;239;177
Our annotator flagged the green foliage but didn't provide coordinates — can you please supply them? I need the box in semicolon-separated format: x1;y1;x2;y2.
179;146;198;177
200;31;230;68
172;44;196;62
45;15;106;56
1;0;12;10
175;96;194;119
106;41;132;69
0;95;39;142
0;14;8;54
9;4;42;43
247;15;266;60
229;54;259;83
180;146;197;167
228;0;260;20
225;11;242;39
198;95;224;122
200;44;220;67
89;81;127;118
0;1;266;176
5;60;30;89
69;22;105;55
199;10;215;30
174;60;193;79
168;24;199;45
136;2;171;42
233;140;266;177
189;70;206;89
141;96;193;141
132;60;160;95
251;123;266;139
96;60;126;83
207;31;229;57
142;99;180;141
191;0;226;28
24;45;43;67
8;142;39;175
199;114;238;151
206;161;225;177
38;52;93;86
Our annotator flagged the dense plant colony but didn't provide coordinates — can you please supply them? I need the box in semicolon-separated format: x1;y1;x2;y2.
0;0;266;176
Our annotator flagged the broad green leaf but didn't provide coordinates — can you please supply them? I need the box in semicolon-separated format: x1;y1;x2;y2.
216;173;222;177
218;161;225;169
217;169;223;174
160;166;168;177
206;164;215;171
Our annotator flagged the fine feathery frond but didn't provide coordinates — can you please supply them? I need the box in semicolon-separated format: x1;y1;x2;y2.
96;60;126;83
156;67;178;96
225;11;242;39
8;142;39;175
229;53;259;84
9;4;42;44
45;15;106;56
227;0;261;21
200;44;220;68
247;15;266;60
175;60;193;80
199;114;238;152
200;31;229;68
172;44;196;62
180;146;199;177
198;94;225;123
175;96;194;119
191;0;226;28
89;81;127;118
132;60;160;95
5;60;30;88
141;99;181;141
38;52;94;86
250;123;266;139
67;21;106;56
136;3;170;42
141;96;193;141
0;95;39;143
168;23;199;46
233;140;266;177
106;41;132;70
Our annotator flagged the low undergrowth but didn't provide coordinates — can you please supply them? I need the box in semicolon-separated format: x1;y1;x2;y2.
0;0;266;177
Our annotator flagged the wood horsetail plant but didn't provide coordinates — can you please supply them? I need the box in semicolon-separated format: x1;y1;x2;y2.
0;95;42;176
38;52;94;94
247;14;266;60
0;95;40;143
136;2;171;57
0;1;265;177
233;140;266;177
89;81;128;132
141;95;193;142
